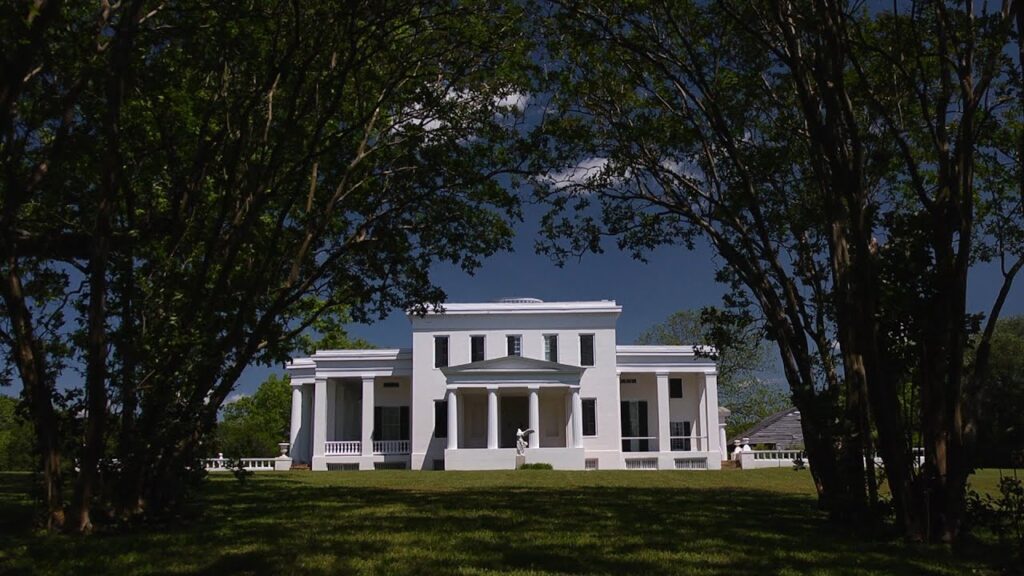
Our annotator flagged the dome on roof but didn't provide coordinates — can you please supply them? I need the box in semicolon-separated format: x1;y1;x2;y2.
496;297;544;304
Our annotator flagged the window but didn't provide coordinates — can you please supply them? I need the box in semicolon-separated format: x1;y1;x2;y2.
383;381;400;389
471;335;485;362
373;406;409;441
579;334;595;366
582;399;597;436
670;421;692;451
434;400;447;438
434;336;449;368
507;335;522;357
544;334;559;362
669;378;683;398
620;400;649;451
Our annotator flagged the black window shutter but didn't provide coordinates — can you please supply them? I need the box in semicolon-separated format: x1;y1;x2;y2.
373;406;382;441
434;401;447;438
683;421;692;451
620;401;631;451
400;406;410;441
638;401;649;451
583;399;596;436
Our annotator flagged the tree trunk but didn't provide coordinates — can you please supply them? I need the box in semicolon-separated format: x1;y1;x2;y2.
1;259;64;529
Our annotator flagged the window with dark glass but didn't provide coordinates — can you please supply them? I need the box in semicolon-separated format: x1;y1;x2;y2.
669;378;683;398
582;399;597;436
471;335;485;362
544;334;559;362
507;335;522;357
434;335;449;368
373;406;410;441
580;334;595;366
434;400;447;438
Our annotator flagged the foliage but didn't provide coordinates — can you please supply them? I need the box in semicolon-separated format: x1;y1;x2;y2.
0;0;532;531
636;309;788;436
528;0;1023;542
972;316;1024;468
517;462;553;470
215;374;292;459
0;396;34;471
965;472;1024;572
228;460;254;487
0;469;1013;575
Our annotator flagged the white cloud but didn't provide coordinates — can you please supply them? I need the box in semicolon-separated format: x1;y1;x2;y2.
494;92;530;112
542;157;610;190
224;392;250;405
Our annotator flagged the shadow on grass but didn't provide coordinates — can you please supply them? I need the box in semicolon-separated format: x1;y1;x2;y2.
0;472;998;575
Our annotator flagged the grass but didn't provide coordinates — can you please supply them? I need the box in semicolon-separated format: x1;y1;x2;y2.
0;468;1015;575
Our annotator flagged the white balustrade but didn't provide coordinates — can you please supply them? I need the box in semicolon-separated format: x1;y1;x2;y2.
325;441;361;455
373;440;410;454
204;457;277;471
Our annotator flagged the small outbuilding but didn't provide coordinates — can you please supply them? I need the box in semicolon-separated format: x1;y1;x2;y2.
737;407;803;450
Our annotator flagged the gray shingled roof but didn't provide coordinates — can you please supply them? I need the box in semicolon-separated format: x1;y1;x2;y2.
737;407;804;449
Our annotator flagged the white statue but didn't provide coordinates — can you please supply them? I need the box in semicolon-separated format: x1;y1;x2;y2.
515;428;535;456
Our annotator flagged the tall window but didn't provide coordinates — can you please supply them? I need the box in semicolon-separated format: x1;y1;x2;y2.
544;334;559;362
373;406;409;441
620;400;649;451
434;400;448;438
579;334;595;366
582;398;597;436
670;421;692;451
434;335;449;368
470;335;485;362
507;335;522;357
669;378;683;398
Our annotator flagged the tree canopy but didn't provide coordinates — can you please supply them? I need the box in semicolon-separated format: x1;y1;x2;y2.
635;308;788;436
1;0;532;532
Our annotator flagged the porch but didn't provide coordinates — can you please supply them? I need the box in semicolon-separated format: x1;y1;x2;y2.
440;356;586;470
292;375;413;470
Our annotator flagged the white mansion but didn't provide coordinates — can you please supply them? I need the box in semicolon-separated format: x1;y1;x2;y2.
285;298;724;471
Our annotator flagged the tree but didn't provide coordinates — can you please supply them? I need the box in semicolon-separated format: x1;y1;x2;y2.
636;309;788;436
1;0;532;531
530;0;1022;542
216;375;292;459
973;316;1024;468
0;395;34;471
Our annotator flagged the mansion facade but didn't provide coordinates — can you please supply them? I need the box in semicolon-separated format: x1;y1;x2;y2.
285;298;724;471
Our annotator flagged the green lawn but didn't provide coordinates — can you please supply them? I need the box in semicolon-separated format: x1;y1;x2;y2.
0;468;1015;575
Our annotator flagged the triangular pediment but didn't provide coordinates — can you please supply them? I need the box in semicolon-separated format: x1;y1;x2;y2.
441;355;585;376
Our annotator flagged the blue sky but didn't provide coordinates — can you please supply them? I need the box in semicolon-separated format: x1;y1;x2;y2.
225;200;1023;400
2;201;1021;401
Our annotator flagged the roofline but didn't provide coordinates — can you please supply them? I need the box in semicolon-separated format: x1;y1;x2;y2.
408;300;622;317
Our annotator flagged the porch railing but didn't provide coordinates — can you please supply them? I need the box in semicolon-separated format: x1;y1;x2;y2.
373;440;410;455
203;457;276;471
325;441;361;455
621;436;658;452
669;435;707;451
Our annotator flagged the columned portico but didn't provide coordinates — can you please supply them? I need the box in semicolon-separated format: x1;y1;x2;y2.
441;355;587;470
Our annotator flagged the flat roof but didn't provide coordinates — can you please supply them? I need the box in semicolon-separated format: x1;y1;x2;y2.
409;300;622;316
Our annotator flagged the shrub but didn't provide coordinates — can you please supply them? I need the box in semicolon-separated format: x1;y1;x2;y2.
518;463;553;470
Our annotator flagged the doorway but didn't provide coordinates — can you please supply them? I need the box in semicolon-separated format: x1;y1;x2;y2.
500;395;528;448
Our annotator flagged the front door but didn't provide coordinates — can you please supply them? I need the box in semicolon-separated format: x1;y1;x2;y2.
500;396;528;448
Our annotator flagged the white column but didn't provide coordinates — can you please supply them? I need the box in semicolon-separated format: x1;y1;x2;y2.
446;389;458;451
289;385;303;458
528;386;540;449
656;372;671;452
571;388;583;448
705;371;721;457
487;387;498;449
362;376;375;456
313;377;327;460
